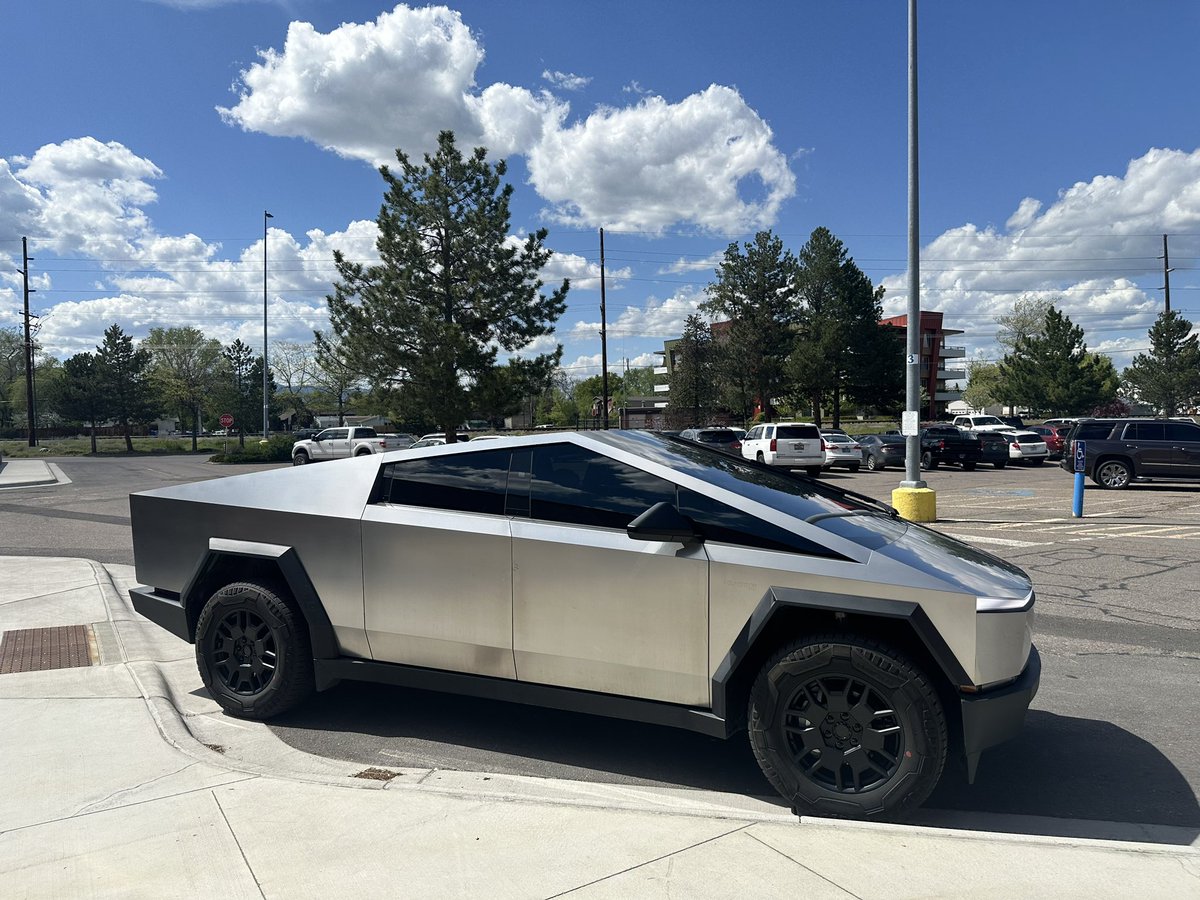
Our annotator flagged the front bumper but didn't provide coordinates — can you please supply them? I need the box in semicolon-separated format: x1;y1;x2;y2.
960;644;1041;782
129;585;191;643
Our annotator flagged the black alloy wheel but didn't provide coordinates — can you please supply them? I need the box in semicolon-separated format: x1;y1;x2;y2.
748;634;947;819
195;581;314;719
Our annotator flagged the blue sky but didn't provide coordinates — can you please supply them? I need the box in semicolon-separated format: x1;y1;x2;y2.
2;0;1199;382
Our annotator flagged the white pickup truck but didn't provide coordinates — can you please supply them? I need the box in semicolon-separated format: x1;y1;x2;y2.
291;426;390;465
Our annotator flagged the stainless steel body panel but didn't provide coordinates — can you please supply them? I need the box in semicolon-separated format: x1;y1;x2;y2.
130;456;381;658
975;608;1035;686
361;505;515;678
511;519;710;706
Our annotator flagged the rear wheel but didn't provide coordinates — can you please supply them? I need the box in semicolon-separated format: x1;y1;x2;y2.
756;451;765;463
748;634;947;820
292;450;309;466
866;454;880;471
1094;458;1132;489
920;451;937;470
195;581;314;719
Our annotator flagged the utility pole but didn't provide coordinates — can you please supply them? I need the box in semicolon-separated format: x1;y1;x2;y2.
263;210;273;440
19;237;37;447
1160;233;1173;313
599;227;609;430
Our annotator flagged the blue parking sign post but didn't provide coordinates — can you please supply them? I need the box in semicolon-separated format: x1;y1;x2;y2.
1072;441;1086;517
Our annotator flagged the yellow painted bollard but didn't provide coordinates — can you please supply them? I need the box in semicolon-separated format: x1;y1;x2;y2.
892;486;937;523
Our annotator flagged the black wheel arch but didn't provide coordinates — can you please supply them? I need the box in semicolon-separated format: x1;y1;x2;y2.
712;587;970;746
178;542;338;660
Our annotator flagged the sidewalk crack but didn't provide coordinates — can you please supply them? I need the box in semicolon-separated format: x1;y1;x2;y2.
74;761;200;815
212;790;267;899
745;831;865;900
546;822;752;898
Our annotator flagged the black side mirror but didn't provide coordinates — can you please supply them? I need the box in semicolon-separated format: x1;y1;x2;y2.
627;501;701;544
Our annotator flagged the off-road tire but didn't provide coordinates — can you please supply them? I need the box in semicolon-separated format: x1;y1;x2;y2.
748;634;948;820
195;581;314;720
292;450;309;466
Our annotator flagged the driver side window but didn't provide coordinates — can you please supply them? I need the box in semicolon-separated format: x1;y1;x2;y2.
527;444;676;529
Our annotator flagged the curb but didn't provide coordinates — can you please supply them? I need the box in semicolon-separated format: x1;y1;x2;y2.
89;561;1200;857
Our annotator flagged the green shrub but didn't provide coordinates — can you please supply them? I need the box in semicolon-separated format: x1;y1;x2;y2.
210;434;294;464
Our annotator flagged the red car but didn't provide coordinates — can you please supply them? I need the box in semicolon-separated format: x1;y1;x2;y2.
1028;424;1068;459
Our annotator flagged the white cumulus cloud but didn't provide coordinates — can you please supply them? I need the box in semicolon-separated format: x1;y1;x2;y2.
217;6;795;233
527;85;795;233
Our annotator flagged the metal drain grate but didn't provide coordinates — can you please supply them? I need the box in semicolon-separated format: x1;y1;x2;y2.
0;625;95;674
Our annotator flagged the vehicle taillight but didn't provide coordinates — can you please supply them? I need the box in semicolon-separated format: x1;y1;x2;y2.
381;439;388;449
821;439;830;450
938;439;945;449
770;438;777;452
732;441;741;451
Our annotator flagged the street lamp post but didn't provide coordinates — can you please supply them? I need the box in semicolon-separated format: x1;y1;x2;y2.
263;210;273;441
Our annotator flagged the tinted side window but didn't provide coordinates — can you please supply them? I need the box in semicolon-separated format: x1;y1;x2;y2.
1074;423;1115;441
530;444;675;529
1165;423;1200;442
377;449;511;515
1125;423;1165;441
679;489;840;558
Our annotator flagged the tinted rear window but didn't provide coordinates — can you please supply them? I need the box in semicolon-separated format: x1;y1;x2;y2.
1073;422;1116;441
777;425;820;439
698;430;738;443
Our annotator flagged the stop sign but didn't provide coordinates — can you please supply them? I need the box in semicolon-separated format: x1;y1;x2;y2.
219;413;234;428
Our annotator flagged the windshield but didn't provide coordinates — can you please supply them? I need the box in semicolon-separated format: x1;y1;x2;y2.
590;430;906;549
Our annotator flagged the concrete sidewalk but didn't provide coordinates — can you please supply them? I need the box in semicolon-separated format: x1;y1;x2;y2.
0;556;1197;899
0;457;68;489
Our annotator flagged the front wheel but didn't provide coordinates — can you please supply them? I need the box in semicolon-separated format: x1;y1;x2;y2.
1093;458;1132;489
195;581;314;719
292;450;309;466
748;635;947;819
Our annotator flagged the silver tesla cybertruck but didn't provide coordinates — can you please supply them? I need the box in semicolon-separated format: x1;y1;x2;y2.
129;429;1039;819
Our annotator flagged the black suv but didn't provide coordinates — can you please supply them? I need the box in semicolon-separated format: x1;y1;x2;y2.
1061;418;1200;488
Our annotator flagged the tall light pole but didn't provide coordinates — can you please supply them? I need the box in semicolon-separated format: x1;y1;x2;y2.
263;210;273;440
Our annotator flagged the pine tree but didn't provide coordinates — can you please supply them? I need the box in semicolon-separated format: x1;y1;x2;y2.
667;315;718;428
1123;311;1200;415
96;324;157;452
47;353;106;453
787;228;889;427
702;230;799;420
324;131;567;442
998;307;1116;415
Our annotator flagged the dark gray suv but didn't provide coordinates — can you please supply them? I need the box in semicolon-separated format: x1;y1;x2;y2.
1061;418;1200;488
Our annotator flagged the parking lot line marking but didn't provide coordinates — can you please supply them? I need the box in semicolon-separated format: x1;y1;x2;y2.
940;532;1048;548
